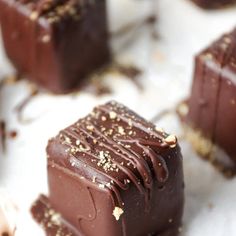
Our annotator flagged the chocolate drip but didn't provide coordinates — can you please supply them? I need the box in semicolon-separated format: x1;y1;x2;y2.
76;187;97;236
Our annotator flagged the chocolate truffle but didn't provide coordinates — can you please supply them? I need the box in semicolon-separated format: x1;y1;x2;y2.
31;101;184;236
0;0;110;93
178;28;236;176
190;0;236;9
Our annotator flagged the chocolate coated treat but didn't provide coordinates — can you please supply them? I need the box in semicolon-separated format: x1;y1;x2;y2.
180;28;236;176
191;0;236;9
0;0;110;93
31;195;76;236
32;101;184;236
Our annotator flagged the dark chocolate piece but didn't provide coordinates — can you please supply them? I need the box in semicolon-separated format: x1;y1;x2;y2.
31;195;76;236
0;0;110;93
190;0;236;9
32;101;184;236
179;28;236;176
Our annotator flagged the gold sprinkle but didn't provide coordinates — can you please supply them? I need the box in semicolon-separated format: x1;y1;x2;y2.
109;111;117;119
98;184;105;189
178;103;189;117
118;126;125;135
112;207;124;221
164;134;177;148
92;176;96;183
202;53;213;61
93;139;97;144
128;119;132;126
87;125;94;131
101;116;107;121
30;11;39;21
155;127;164;133
64;136;71;144
42;35;51;43
51;213;61;225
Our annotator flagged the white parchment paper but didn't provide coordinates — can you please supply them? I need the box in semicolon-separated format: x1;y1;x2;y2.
0;0;236;235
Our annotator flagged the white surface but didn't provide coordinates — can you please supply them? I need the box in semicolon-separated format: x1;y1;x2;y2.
0;0;236;235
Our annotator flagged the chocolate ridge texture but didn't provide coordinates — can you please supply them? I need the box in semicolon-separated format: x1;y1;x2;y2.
32;101;184;236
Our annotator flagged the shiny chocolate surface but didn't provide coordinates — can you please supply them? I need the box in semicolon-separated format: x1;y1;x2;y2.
32;101;184;236
186;28;236;172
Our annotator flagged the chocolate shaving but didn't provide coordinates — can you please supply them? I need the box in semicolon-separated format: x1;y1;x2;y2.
111;15;157;38
0;120;6;153
14;86;39;124
113;64;143;91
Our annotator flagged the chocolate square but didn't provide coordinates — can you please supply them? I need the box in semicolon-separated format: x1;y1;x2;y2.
0;0;110;93
32;101;184;236
180;28;236;176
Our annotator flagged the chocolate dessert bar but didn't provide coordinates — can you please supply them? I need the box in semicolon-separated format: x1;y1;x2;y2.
178;28;236;176
31;101;184;236
190;0;236;9
0;0;110;93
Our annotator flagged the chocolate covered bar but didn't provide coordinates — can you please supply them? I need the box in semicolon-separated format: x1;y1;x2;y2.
190;0;236;9
31;101;184;236
0;0;110;93
178;28;236;176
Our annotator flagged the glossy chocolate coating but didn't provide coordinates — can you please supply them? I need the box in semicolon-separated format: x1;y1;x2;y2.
32;101;184;236
0;0;110;93
186;28;236;172
191;0;236;9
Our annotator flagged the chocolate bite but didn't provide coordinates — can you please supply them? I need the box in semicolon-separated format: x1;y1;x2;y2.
178;28;236;176
0;0;110;93
190;0;236;9
31;101;184;236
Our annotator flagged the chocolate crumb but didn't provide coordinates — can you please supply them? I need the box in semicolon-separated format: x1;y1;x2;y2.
14;86;39;124
8;130;18;139
114;64;143;91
